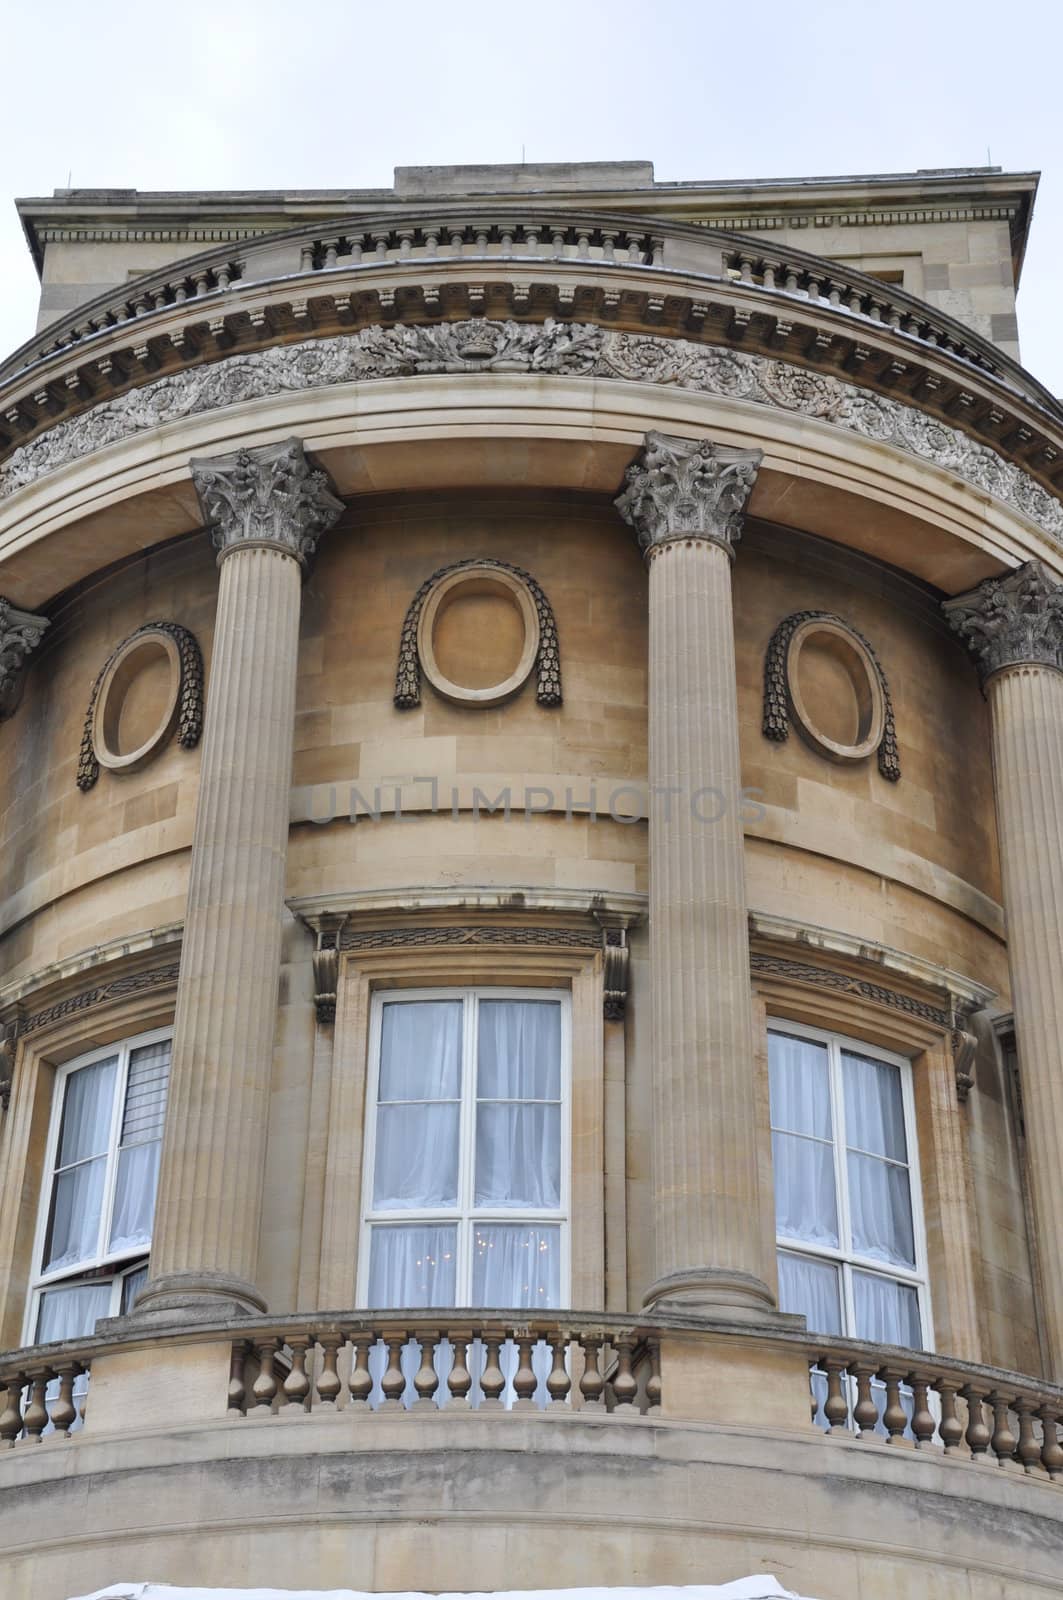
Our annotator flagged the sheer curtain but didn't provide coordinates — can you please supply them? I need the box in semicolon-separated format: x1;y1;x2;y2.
110;1040;170;1252
776;1250;841;1335
44;1058;117;1273
35;1281;112;1436
368;1224;457;1307
472;1222;561;1308
475;1000;561;1209
373;1001;461;1210
769;1033;838;1248
842;1052;915;1270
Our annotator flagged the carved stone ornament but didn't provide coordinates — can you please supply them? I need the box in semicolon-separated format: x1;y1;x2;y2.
6;323;1063;547
592;910;634;1022
763;610;901;781
395;558;562;709
77;622;204;792
943;559;1063;681
190;437;344;567
0;1021;16;1112
614;431;763;558
0;597;49;719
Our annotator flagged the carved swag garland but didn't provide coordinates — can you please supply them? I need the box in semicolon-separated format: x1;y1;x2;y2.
77;622;204;791
5;319;1063;546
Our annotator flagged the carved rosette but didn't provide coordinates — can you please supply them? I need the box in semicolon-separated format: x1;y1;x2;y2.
614;431;763;560
944;560;1063;681
190;437;344;566
0;597;49;719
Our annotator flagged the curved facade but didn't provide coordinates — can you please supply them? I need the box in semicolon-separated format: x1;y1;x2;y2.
0;161;1061;1600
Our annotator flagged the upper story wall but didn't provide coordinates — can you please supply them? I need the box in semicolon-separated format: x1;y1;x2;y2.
16;164;1037;361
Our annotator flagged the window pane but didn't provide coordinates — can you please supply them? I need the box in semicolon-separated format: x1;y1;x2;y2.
373;1103;460;1209
36;1280;112;1343
842;1051;908;1162
121;1040;171;1144
121;1263;149;1315
768;1032;831;1139
56;1058;117;1167
772;1131;839;1248
379;1001;461;1101
853;1271;923;1349
472;1223;561;1309
368;1224;457;1307
475;1103;560;1208
847;1150;916;1269
477;1000;561;1099
777;1251;842;1335
43;1157;107;1273
109;1140;162;1252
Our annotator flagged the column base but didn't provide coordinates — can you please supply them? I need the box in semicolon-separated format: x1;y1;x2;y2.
643;1267;798;1327
118;1270;268;1325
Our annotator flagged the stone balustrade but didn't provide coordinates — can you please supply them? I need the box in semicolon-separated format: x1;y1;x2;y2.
303;219;661;273
3;1310;1063;1491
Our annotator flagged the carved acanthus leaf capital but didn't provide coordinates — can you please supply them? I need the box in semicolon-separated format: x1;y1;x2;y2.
614;431;763;560
0;598;49;719
944;560;1063;681
190;437;344;567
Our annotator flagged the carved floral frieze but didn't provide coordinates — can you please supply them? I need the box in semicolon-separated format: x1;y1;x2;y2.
3;321;1062;546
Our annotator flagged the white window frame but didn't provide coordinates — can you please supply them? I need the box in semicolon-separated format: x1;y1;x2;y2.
768;1017;934;1351
357;986;571;1309
24;1025;172;1344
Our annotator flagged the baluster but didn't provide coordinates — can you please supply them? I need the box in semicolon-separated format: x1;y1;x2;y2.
511;1333;537;1410
988;1390;1017;1466
937;1382;964;1454
578;1336;605;1409
72;1364;90;1431
251;1340;278;1415
626;238;641;264
907;1372;936;1449
397;229;415;259
576;233;590;260
372;231;390;262
1015;1399;1042;1474
349;236;364;264
379;1332;406;1410
546;1334;571;1407
413;1333;440;1409
887;307;903;329
847;290;863;315
762;263;777;290
348;1337;372;1409
283;1338;311;1413
0;1377;24;1447
650;237;664;267
499;228;515;254
525;228;540;256
424;227;440;256
611;1335;638;1413
881;1367;908;1444
851;1362;879;1438
601;232;616;262
299;243;315;273
22;1373;49;1442
551;230;566;260
216;265;232;290
868;297;884;323
50;1364;78;1439
316;1336;342;1410
962;1385;991;1459
475;230;489;253
194;272;210;297
174;282;188;304
323;240;339;270
738;255;755;285
479;1335;506;1409
446;1330;472;1408
448;226;465;257
645;1339;662;1414
1039;1406;1063;1477
822;1359;849;1434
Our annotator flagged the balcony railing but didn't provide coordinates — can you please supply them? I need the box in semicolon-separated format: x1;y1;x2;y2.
2;1308;1062;1488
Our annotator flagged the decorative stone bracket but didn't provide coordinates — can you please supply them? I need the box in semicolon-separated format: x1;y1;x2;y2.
762;610;900;781
0;1017;18;1112
0;597;49;719
592;908;637;1022
308;914;348;1025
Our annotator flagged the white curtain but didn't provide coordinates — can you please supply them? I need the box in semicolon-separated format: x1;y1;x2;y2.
373;1002;462;1210
44;1058;117;1272
109;1141;162;1252
475;1000;561;1208
776;1250;841;1335
842;1052;915;1269
769;1032;831;1138
471;1223;560;1309
853;1269;922;1347
842;1051;907;1161
769;1033;838;1249
36;1280;112;1343
368;1224;457;1307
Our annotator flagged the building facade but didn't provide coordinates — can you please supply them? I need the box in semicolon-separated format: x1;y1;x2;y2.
0;160;1061;1598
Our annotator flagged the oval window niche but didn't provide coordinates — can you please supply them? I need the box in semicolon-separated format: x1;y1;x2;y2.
78;622;204;791
416;564;541;707
762;610;900;781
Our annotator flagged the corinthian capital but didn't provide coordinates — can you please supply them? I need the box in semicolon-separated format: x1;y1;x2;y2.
614;431;763;560
0;597;49;719
944;560;1063;681
190;437;344;567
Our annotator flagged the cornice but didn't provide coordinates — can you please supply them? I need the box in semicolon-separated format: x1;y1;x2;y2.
3;319;1061;548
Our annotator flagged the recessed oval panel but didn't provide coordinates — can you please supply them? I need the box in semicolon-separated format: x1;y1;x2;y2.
417;565;540;706
93;631;182;773
787;619;885;765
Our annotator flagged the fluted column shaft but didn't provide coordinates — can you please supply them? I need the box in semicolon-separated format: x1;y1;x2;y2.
987;662;1063;1378
617;432;775;1317
945;560;1063;1381
138;438;342;1318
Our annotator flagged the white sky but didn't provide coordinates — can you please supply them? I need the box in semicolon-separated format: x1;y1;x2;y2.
3;0;1062;394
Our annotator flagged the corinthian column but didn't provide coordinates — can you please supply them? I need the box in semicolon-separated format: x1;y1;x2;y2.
616;432;777;1319
945;560;1063;1381
136;439;343;1318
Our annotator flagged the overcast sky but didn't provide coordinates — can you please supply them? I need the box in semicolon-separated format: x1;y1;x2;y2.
3;0;1062;394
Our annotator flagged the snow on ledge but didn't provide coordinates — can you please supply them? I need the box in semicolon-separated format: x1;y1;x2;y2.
70;1584;823;1600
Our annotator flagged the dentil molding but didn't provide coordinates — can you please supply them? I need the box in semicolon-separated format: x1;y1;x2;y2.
3;320;1063;545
